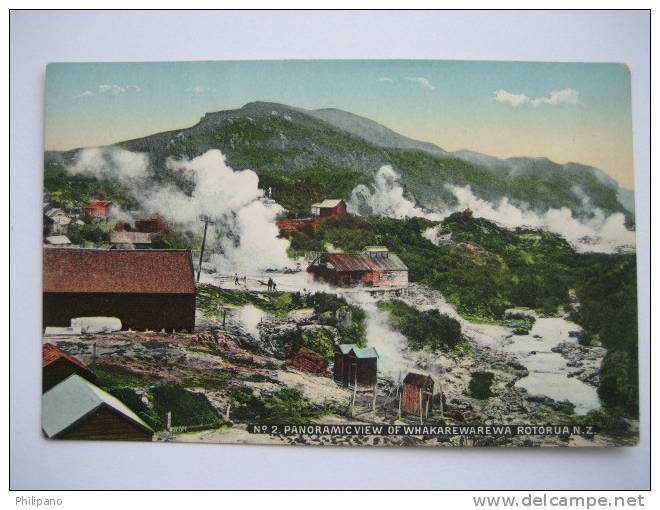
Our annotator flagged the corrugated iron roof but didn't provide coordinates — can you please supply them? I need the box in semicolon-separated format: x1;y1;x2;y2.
108;231;152;244
45;235;71;245
311;199;345;208
336;344;353;355
322;252;407;272
43;248;195;294
85;200;113;208
42;374;152;438
336;344;378;359
403;372;433;387
42;343;89;370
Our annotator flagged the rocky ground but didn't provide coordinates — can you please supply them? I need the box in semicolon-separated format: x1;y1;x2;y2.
552;342;607;387
43;282;637;448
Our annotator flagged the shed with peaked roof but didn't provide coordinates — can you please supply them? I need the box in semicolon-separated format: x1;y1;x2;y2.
310;199;348;218
333;344;378;387
42;374;153;441
401;372;434;418
42;343;96;392
84;200;114;219
43;248;196;331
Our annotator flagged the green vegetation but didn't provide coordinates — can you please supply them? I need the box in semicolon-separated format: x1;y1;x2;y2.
106;387;162;430
571;255;639;418
469;371;495;399
44;162;139;210
386;150;628;221
379;300;463;353
92;363;157;388
229;386;349;425
66;220;117;248
279;327;336;360
91;363;162;429
259;159;370;217
286;213;638;418
197;285;311;318
197;285;367;346
288;213;578;320
504;312;536;335
151;383;223;428
151;230;200;250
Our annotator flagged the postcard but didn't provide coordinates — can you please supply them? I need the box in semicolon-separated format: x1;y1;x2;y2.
42;60;638;446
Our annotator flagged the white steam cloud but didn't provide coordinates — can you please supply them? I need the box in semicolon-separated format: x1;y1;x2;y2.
348;165;443;221
350;165;636;254
66;148;291;273
237;305;263;340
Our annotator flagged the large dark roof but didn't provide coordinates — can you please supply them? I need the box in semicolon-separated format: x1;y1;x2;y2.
43;248;195;294
321;252;407;272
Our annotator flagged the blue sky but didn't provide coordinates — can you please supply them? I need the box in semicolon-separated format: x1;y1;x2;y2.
45;60;634;187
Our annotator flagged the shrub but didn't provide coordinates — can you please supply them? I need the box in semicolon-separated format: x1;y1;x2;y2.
150;383;222;428
469;371;495;399
229;386;348;425
380;300;462;352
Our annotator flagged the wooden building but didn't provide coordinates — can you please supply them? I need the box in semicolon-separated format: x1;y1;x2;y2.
401;372;434;418
286;346;330;376
333;344;378;387
42;374;153;441
310;199;348;218
44;208;72;234
44;235;72;247
135;213;169;234
42;343;96;392
43;248;196;332
108;231;152;249
84;200;114;219
307;247;408;288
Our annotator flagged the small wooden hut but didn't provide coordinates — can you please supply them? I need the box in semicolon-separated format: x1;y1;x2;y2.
333;344;378;388
401;372;434;418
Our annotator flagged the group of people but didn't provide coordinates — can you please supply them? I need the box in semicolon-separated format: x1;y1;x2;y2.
232;273;278;292
267;277;277;292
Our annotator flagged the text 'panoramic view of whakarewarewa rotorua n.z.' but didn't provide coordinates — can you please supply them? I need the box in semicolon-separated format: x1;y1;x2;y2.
42;60;639;447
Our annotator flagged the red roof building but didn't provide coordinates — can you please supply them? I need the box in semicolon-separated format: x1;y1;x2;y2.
307;247;408;288
42;343;96;392
135;213;169;234
84;200;114;219
43;248;196;331
310;199;348;218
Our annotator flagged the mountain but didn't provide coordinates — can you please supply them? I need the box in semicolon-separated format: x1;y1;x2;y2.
44;101;633;221
307;108;449;158
306;106;635;216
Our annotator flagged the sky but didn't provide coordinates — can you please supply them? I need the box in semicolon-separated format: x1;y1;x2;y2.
45;60;635;188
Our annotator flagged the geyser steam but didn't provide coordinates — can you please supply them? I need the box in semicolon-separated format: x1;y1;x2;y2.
66;148;291;273
350;165;636;254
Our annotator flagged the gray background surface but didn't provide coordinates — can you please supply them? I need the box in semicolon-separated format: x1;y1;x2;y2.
10;10;650;490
